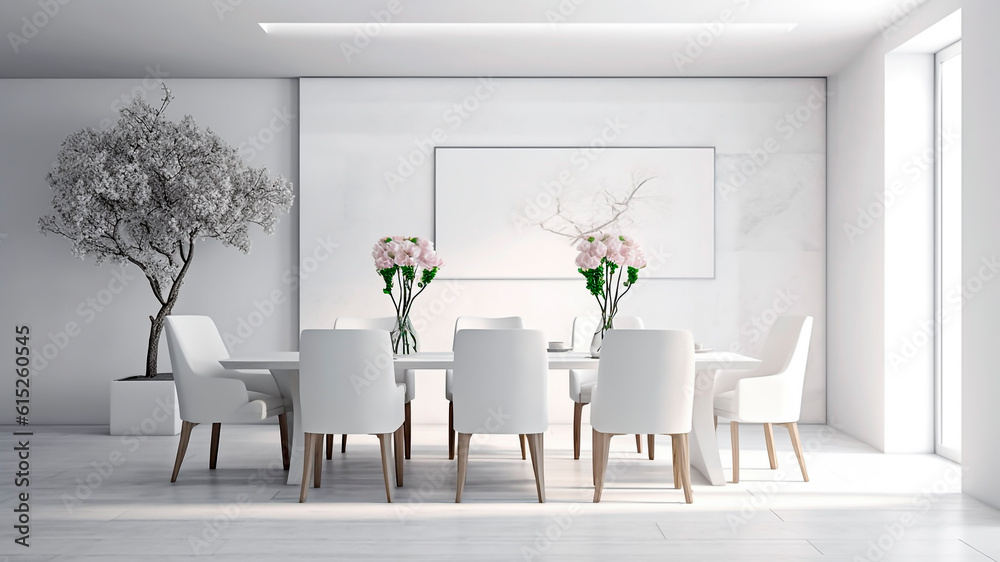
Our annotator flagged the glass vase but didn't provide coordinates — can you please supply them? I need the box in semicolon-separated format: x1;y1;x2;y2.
391;314;419;355
590;328;608;358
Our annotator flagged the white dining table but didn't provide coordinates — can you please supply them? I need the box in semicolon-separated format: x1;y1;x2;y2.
220;350;759;486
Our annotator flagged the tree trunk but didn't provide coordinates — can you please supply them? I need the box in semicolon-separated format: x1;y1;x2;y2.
143;238;195;378
145;298;178;378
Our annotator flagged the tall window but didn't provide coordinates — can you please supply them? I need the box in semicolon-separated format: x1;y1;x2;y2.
935;40;962;463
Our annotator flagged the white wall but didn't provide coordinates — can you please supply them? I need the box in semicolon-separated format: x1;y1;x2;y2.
883;53;935;453
826;0;961;453
299;77;827;425
961;0;1000;511
827;0;1000;511
0;79;299;424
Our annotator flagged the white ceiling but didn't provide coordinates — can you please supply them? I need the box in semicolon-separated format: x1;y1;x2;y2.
0;0;908;78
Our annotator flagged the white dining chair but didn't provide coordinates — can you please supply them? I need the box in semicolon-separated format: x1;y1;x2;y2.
446;316;525;460
333;316;415;459
713;316;814;483
569;315;649;460
591;329;696;503
452;329;549;503
298;329;405;503
164;315;289;482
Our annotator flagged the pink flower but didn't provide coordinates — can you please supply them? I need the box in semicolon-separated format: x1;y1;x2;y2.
421;253;443;268
590;239;607;259
576;252;601;270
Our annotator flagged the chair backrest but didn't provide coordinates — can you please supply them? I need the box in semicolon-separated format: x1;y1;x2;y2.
452;316;523;349
571;315;643;349
590;329;696;435
755;316;813;379
571;316;597;350
747;316;813;420
299;329;403;435
452;329;548;435
164;315;244;422
334;316;396;331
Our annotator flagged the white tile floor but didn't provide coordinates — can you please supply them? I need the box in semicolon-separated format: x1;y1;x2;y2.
1;423;997;561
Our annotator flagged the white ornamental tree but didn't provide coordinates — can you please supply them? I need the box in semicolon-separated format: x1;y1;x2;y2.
39;86;294;378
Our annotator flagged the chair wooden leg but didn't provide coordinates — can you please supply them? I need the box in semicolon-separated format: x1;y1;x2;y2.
326;434;333;460
672;435;681;489
448;401;456;460
278;414;290;470
648;434;655;460
635;433;643;454
209;423;221;470
764;423;778;470
378;433;393;503
313;434;323;488
170;421;197;482
527;433;546;503
593;431;612;503
404;401;412;460
573;402;583;460
786;422;809;482
592;428;599;486
394;424;405;487
455;433;472;502
678;433;693;504
300;433;316;502
341;434;347;454
730;421;740;484
519;434;527;460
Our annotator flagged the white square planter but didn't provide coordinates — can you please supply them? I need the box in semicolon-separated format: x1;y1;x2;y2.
109;376;182;436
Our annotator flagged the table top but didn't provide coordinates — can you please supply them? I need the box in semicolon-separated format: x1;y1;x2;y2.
221;350;760;371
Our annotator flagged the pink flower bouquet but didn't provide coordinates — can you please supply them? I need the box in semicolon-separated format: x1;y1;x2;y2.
576;233;647;334
373;236;444;353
